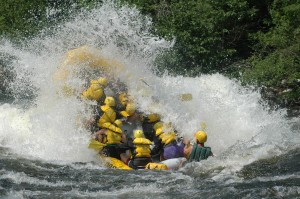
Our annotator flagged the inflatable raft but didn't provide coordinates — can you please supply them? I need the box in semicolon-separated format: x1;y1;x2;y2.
58;46;191;170
88;139;170;170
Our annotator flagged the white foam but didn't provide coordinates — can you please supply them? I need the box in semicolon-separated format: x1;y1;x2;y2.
0;170;69;187
0;0;299;178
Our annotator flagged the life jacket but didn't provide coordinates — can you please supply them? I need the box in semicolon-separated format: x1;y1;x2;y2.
98;105;116;128
145;113;160;123
132;137;152;158
159;132;176;145
188;143;212;162
156;127;176;145
106;127;123;145
155;125;176;146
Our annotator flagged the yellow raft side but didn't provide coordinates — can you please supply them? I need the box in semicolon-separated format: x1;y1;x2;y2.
102;157;169;171
89;140;168;170
88;139;132;170
102;157;133;170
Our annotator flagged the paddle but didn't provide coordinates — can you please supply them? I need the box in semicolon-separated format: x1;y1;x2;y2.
139;78;193;101
178;93;193;101
200;122;207;131
88;139;106;150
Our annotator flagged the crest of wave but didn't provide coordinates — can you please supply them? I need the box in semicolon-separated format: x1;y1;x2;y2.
0;0;172;162
165;74;300;179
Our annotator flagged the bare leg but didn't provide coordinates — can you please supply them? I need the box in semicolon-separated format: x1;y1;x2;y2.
120;153;130;164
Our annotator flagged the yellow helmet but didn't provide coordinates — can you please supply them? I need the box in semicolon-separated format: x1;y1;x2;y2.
126;103;135;115
120;103;135;117
82;90;89;99
98;77;108;87
119;92;129;106
90;83;101;91
194;131;207;143
147;113;160;123
114;119;122;127
134;130;144;138
90;80;99;84
104;96;116;107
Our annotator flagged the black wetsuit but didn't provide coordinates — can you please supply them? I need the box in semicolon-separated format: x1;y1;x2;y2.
101;143;130;160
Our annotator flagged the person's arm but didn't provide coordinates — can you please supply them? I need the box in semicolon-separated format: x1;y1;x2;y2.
183;139;193;159
121;133;127;143
183;137;191;146
93;129;107;142
178;158;188;169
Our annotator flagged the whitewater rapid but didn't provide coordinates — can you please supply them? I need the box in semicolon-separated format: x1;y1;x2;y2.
0;0;299;182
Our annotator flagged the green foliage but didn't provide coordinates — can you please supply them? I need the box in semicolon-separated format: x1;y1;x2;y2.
242;0;300;103
0;0;47;40
243;49;300;87
0;0;101;41
123;0;259;75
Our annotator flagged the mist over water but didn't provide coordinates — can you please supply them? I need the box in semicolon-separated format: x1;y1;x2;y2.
0;1;299;198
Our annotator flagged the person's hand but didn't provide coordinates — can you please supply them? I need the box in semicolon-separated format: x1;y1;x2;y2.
97;129;107;135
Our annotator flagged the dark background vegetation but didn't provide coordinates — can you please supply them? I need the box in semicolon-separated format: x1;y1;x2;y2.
0;0;299;115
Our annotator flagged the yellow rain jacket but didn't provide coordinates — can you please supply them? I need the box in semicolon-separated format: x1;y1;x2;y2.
98;105;116;128
146;113;160;123
118;92;129;107
106;120;123;145
159;132;176;145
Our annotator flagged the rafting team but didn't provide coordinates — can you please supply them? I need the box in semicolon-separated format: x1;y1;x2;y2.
81;77;213;170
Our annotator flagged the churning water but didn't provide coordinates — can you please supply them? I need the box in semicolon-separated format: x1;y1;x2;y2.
0;1;299;198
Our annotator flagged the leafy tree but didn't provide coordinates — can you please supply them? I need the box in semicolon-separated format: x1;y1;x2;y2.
0;0;100;41
242;0;300;104
0;0;47;40
124;0;259;75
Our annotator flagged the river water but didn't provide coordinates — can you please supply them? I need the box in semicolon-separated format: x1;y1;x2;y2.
0;1;299;198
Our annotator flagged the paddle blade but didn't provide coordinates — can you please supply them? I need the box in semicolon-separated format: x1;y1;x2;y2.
88;139;106;150
178;93;193;101
200;122;207;131
102;157;133;170
139;78;193;101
